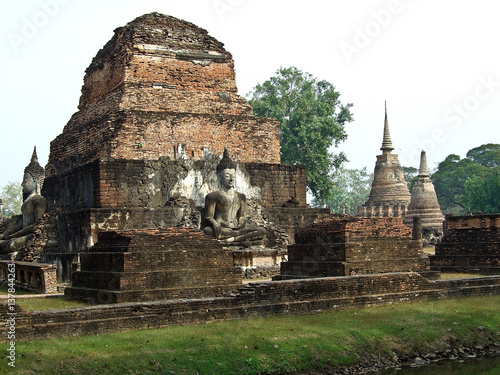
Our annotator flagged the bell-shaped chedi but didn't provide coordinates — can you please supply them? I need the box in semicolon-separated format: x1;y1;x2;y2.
404;150;444;239
358;103;411;217
46;12;280;177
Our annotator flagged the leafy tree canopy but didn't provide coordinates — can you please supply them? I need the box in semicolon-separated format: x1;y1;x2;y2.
432;144;500;214
319;167;373;214
466;143;500;168
247;67;353;204
1;182;22;218
402;166;418;192
463;171;500;214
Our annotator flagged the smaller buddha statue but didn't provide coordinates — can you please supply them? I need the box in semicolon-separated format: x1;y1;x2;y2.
0;147;47;253
203;149;266;245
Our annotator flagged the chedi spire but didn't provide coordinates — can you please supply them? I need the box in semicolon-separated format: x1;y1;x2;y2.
418;150;430;179
357;102;411;218
380;101;394;154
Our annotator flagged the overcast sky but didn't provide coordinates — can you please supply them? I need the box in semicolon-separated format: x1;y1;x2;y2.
1;0;499;190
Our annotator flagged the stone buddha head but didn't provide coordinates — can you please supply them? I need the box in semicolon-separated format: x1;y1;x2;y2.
22;147;45;200
216;148;237;190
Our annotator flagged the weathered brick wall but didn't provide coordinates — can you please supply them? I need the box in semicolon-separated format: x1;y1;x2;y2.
295;216;413;244
279;216;428;278
262;207;331;243
65;228;242;303
22;213;63;263
2;273;499;342
0;261;57;294
79;13;235;110
246;164;308;207
105;113;280;165
430;214;500;273
44;159;305;212
445;214;500;232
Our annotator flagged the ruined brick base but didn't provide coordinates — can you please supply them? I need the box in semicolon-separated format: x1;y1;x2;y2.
278;216;430;279
64;228;242;303
430;214;500;274
2;273;499;342
0;261;57;294
233;247;287;279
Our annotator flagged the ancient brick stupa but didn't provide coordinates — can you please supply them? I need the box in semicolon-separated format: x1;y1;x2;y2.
39;13;329;288
357;103;411;217
403;150;444;242
46;12;280;177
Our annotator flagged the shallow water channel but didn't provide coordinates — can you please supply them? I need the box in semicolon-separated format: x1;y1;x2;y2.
374;355;500;374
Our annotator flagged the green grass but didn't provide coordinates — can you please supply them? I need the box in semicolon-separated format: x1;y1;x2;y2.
0;285;36;296
0;285;90;311
7;295;500;375
440;273;489;280
14;296;90;311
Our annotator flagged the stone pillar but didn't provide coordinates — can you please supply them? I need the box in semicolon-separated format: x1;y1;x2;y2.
413;216;422;241
443;214;450;236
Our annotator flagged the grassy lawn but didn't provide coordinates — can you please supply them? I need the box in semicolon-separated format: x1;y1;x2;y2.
0;285;36;296
7;295;500;375
13;296;90;311
0;285;89;311
440;273;489;280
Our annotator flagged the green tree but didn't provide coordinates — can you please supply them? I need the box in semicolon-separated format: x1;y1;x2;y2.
463;170;500;214
247;67;354;204
432;144;500;214
320;167;373;214
1;182;22;218
466;143;500;167
402;166;418;192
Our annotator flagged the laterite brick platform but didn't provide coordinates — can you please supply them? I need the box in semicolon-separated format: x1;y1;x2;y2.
2;273;500;342
277;216;430;279
430;214;500;274
64;228;242;303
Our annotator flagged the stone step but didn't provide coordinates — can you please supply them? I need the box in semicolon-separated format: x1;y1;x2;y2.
80;251;234;273
71;268;241;290
65;284;241;304
7;289;443;341
430;255;500;267
281;258;429;278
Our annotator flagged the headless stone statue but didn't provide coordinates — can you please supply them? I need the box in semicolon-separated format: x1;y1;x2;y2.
203;149;266;245
0;147;47;253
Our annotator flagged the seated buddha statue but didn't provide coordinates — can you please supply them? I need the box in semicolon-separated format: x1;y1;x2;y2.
202;148;266;245
0;148;47;253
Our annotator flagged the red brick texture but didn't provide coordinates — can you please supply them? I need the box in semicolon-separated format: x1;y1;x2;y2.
46;13;280;178
278;216;429;278
430;214;500;274
64;228;242;303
